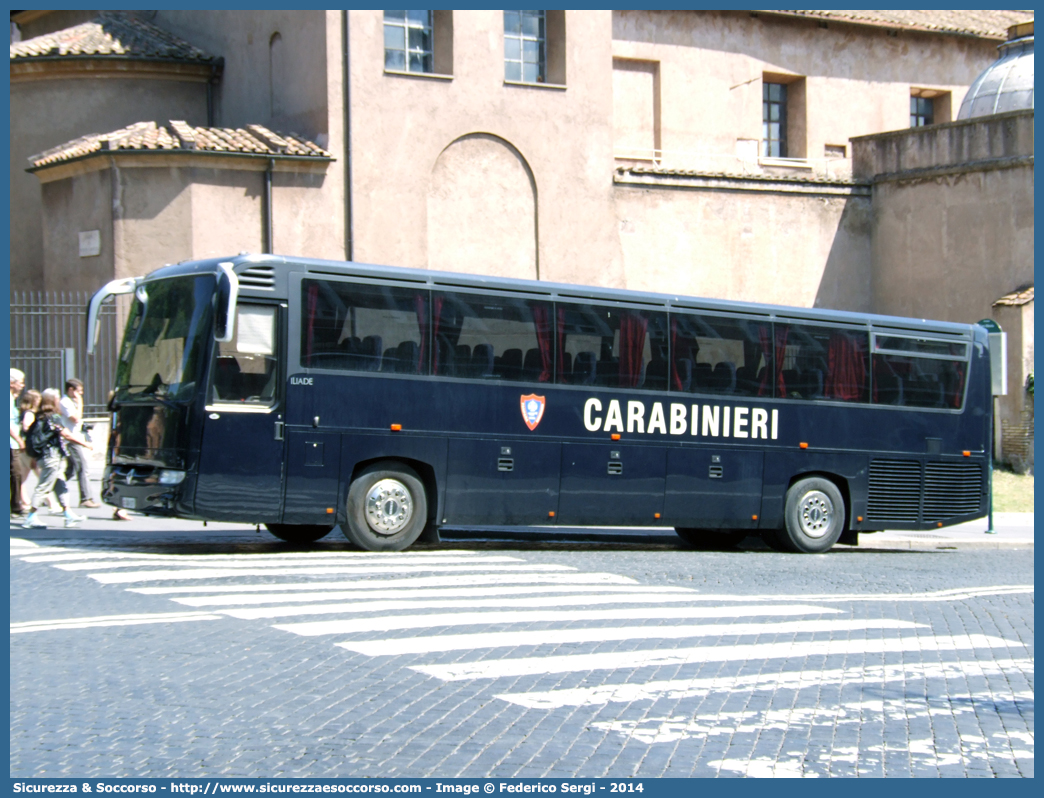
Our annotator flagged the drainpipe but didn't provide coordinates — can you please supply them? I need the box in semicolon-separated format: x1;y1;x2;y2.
342;10;354;261
263;158;274;253
206;58;223;127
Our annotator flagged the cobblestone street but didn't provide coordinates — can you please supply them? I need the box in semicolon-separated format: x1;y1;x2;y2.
10;523;1034;778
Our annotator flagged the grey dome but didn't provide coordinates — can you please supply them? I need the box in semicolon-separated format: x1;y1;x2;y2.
958;30;1034;119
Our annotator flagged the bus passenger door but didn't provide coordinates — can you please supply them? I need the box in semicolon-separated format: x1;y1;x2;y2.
196;303;286;521
558;443;666;526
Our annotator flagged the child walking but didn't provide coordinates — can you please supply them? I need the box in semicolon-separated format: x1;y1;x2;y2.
22;390;93;529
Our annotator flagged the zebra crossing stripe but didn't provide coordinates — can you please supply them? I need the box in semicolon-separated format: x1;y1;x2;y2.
11;611;222;633
89;563;577;584
337;618;924;656
128;572;639;595
412;633;1027;681
274;604;840;636
496;657;1036;709
51;554;522;571
220;591;717;619
168;583;694;607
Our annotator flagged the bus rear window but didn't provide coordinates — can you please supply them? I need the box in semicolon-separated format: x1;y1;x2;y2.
302;280;429;375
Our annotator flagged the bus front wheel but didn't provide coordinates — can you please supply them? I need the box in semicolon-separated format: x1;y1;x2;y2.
778;477;845;553
344;462;428;552
266;524;334;544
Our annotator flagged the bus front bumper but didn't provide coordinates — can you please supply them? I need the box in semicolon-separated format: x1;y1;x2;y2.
102;465;188;516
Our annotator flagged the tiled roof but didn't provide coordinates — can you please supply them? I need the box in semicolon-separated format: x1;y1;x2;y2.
764;10;1034;40
617;166;864;186
993;286;1034;306
11;11;216;63
29;121;332;170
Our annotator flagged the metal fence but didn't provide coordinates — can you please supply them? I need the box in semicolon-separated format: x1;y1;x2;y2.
10;291;124;417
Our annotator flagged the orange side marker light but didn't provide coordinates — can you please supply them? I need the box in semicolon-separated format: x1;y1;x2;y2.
611;433;621;441
390;424;402;431
799;442;809;449
548;511;555;518
326;508;334;514
962;451;971;457
654;513;661;519
752;515;758;521
856;516;863;523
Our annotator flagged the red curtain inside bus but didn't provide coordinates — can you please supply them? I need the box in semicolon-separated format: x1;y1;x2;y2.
531;302;553;382
619;312;648;389
825;331;868;401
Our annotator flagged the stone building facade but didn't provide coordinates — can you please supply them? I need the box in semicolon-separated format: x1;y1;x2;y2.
10;10;1035;464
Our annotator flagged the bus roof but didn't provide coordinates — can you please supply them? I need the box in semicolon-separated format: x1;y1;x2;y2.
142;253;979;338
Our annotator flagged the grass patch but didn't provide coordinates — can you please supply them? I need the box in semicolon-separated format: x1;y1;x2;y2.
992;468;1034;513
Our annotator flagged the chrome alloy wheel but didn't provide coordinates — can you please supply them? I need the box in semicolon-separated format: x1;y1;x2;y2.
365;478;414;535
797;490;834;538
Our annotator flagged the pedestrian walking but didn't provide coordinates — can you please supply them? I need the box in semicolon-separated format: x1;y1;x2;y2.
22;391;91;529
18;389;41;509
10;367;27;516
59;377;100;508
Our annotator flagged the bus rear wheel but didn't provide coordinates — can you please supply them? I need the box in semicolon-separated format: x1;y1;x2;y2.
344;462;427;552
266;524;334;544
778;477;845;553
675;528;749;550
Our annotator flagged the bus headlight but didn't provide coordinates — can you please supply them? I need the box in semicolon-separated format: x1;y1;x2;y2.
157;469;187;485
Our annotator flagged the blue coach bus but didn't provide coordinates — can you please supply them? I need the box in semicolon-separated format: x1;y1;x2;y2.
87;254;990;553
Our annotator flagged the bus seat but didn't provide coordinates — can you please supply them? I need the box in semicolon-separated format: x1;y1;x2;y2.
596;358;617;387
692;362;713;390
471;344;495;378
713;362;736;393
573;351;597;385
455;345;471;371
435;336;455;376
500;348;523;381
523;348;544;381
559;351;573;381
804;368;824;399
674;358;693;392
783;369;802;397
735;365;758;395
396;341;419;373
645;358;668;386
380;343;399;373
361;335;383;371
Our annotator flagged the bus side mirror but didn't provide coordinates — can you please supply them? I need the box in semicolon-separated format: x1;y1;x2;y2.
86;277;138;355
215;262;240;343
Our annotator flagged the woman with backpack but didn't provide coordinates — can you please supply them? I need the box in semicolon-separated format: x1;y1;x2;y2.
22;389;92;529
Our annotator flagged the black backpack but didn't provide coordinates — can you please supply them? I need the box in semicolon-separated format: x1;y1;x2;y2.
24;416;56;459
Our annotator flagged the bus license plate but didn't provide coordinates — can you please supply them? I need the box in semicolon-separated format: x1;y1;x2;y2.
122;498;137;509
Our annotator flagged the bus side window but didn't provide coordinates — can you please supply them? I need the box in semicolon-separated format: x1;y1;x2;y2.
301;280;429;375
437;292;554;383
558;303;667;391
670;313;770;397
774;323;869;402
211;304;278;405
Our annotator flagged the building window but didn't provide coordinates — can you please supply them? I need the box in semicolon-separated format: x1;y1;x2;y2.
384;10;433;73
504;10;545;83
910;95;934;127
763;82;787;158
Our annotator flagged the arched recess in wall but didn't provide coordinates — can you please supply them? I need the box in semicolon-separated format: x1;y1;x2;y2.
427;133;538;279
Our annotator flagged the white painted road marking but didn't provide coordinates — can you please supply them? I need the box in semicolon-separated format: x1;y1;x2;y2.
413;633;1027;681
11;611;222;633
338;618;925;656
274;604;841;636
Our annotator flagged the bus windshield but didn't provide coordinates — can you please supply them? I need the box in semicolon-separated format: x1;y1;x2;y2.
113;274;216;403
